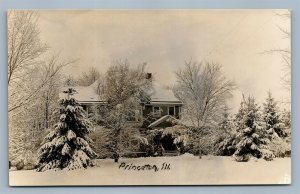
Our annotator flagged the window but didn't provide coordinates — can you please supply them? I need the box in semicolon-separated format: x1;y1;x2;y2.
81;105;87;111
153;106;161;117
168;107;175;116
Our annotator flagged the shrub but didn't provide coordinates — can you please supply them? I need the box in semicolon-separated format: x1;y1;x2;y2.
215;132;236;156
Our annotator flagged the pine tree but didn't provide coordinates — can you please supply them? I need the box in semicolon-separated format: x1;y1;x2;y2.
233;96;272;162
216;105;237;156
263;92;286;138
37;88;97;171
281;109;291;138
219;105;234;133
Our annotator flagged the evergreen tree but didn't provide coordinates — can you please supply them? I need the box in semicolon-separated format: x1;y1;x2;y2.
282;109;291;128
219;105;234;133
262;92;286;138
216;106;237;156
37;88;97;171
281;109;291;138
233;96;272;162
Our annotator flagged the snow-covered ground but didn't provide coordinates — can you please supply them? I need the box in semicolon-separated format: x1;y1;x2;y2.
9;154;291;186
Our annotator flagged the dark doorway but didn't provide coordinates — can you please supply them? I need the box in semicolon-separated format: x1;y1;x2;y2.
161;134;176;151
168;107;175;116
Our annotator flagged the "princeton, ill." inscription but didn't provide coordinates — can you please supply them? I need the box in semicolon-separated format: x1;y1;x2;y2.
119;162;171;172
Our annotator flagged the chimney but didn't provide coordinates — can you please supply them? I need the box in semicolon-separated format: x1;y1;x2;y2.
146;73;152;80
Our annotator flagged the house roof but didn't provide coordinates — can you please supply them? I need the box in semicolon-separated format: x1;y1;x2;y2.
59;80;182;104
59;81;106;104
150;82;181;103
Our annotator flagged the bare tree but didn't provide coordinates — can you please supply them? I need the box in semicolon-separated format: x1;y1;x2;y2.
104;60;151;105
8;55;69;165
173;61;236;127
40;61;65;129
7;11;71;114
8;10;48;85
7;11;77;166
63;75;78;87
278;11;291;92
263;11;291;92
99;60;152;162
77;66;101;86
8;55;72;114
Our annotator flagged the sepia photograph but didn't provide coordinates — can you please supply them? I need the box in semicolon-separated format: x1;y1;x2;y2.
8;10;291;186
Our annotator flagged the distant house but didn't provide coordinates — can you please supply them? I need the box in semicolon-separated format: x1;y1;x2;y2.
59;81;107;114
59;74;183;126
142;82;182;120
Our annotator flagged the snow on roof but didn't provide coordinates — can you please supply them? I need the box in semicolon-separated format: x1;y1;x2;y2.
59;80;181;104
59;83;106;104
150;82;181;103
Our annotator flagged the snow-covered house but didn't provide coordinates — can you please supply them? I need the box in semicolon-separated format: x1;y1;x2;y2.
143;82;182;120
59;78;183;125
59;81;108;115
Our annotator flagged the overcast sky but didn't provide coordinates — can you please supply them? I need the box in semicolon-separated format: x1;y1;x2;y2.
37;10;291;112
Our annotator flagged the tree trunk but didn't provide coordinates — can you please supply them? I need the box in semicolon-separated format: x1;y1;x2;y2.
113;128;121;163
45;95;49;129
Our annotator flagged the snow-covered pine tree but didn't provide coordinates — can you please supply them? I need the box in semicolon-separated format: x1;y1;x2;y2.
281;109;291;138
280;109;291;157
263;92;286;138
216;105;237;156
37;88;97;171
218;105;234;133
233;96;272;162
